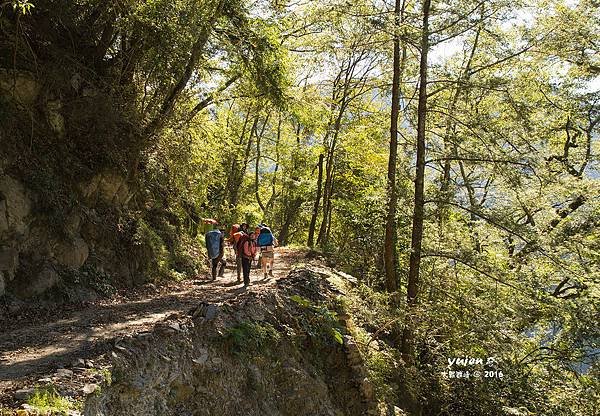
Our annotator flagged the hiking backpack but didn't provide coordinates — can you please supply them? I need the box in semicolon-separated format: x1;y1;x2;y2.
257;226;274;247
239;234;258;258
205;230;222;259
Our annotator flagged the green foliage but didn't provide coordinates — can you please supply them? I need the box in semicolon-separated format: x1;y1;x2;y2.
290;294;311;307
89;368;112;386
26;386;79;414
12;0;34;14
132;218;170;278
290;295;345;347
342;282;405;403
226;320;282;357
348;284;400;333
101;369;112;386
363;338;402;403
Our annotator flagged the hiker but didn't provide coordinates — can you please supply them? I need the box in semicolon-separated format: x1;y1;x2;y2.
236;224;257;287
205;225;226;280
256;223;277;278
230;223;245;282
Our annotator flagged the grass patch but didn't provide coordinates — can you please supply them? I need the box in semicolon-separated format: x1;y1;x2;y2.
26;386;79;414
88;368;112;386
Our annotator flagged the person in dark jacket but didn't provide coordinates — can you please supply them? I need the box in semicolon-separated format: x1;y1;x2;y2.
205;226;226;280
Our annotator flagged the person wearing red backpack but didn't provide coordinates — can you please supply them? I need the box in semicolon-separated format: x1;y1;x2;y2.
236;224;257;287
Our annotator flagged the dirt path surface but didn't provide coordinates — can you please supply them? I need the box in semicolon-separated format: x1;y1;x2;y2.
0;248;299;401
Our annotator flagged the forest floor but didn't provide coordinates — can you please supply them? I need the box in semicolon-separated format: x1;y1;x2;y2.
0;247;301;404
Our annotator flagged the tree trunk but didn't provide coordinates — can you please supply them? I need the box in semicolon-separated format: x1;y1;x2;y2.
266;115;282;213
255;127;265;212
252;113;272;213
325;179;335;244
402;0;431;363
316;162;332;246
230;115;259;207
187;73;240;122
307;154;325;247
279;197;303;246
437;5;483;229
384;0;404;293
225;111;250;206
317;115;342;246
145;0;224;136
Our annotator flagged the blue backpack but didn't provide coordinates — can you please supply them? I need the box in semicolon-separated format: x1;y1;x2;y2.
205;230;222;259
257;227;274;247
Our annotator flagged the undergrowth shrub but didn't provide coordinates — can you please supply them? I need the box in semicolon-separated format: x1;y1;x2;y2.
289;294;345;347
132;218;170;279
58;263;116;298
226;320;281;357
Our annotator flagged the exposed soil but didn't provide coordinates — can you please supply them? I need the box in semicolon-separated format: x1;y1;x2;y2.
0;248;301;404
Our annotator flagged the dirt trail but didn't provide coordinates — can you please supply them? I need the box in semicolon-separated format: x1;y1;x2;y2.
0;248;298;399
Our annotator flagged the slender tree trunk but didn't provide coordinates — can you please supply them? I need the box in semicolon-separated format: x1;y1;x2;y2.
187;73;240;122
384;0;404;292
119;32;144;88
279;197;303;246
266;115;282;213
255;129;265;212
225;111;250;206
94;18;116;64
316;156;333;246
402;0;432;363
317;116;341;246
437;5;483;228
307;154;325;247
253;114;271;213
324;178;335;244
230;115;259;207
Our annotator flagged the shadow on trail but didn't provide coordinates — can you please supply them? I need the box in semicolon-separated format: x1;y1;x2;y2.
221;281;241;287
251;276;272;285
0;339;110;381
0;277;269;381
0;249;301;385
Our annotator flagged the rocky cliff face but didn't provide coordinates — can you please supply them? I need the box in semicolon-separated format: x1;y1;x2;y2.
0;166;133;299
83;268;374;416
0;69;118;299
0;69;198;302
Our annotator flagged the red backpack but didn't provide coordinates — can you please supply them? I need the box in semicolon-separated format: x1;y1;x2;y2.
237;234;257;259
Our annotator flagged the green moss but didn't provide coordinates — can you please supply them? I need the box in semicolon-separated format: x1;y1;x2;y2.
329;276;405;406
101;369;112;386
362;340;402;403
57;263;117;299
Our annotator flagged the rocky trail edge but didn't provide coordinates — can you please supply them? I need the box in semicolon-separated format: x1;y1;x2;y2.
0;248;298;403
